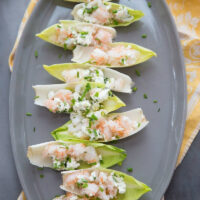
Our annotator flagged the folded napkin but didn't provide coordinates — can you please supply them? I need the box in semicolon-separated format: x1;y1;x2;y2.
12;0;200;199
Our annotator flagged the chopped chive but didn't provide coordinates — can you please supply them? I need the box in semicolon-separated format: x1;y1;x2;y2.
58;54;62;58
132;87;138;92
77;71;80;78
34;96;39;99
37;167;43;170
99;187;104;192
127;168;133;172
90;114;98;121
135;69;141;77
138;123;141;127
143;94;148;99
26;112;32;116
141;34;147;38
153;100;158;103
147;2;152;8
57;24;61;28
113;19;119;25
34;50;38;58
64;43;67;51
112;10;118;14
121;58;125;64
33;127;36;132
40;174;44;178
157;108;160;112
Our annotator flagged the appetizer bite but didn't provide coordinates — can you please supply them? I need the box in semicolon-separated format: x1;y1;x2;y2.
36;20;116;50
72;0;144;27
27;140;126;170
72;42;156;67
33;82;125;114
43;63;134;93
52;108;149;142
60;168;151;200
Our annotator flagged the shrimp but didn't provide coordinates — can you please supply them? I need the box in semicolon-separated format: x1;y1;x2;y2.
54;89;72;103
84;146;99;164
56;28;72;44
43;144;68;161
91;48;108;65
68;143;86;158
91;7;111;24
45;99;58;113
96;120;112;141
94;29;113;45
63;171;90;186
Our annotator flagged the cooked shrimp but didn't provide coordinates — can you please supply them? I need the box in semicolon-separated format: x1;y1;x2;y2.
91;48;108;65
94;29;113;45
91;7;111;24
54;89;72;103
43;144;68;161
45;99;58;113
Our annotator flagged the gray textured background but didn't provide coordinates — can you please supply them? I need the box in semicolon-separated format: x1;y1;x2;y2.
0;0;199;199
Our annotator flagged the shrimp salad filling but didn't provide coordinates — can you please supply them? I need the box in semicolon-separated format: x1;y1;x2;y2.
43;143;102;170
74;0;133;25
45;83;113;114
89;45;140;66
63;169;126;200
61;67;124;90
53;24;113;49
68;110;143;141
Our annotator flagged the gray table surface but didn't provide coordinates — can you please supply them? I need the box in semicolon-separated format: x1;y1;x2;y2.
0;0;199;199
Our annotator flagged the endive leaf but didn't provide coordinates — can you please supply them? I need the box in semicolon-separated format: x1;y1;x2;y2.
72;42;157;68
36;20;116;49
33;82;125;113
60;168;151;200
27;140;126;170
52;108;149;142
72;2;144;27
43;63;134;93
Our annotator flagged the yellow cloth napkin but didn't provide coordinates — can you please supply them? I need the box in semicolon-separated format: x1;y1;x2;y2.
11;0;200;199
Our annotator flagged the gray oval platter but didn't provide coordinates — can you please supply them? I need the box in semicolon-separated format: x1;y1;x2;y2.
9;0;187;199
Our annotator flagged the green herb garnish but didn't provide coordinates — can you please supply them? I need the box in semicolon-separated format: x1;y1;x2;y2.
143;94;148;99
34;50;38;58
157;108;160;112
127;168;133;172
147;2;152;8
77;71;80;78
33;127;36;132
132;87;137;92
26;112;32;116
99;187;104;192
34;96;39;99
57;25;61;28
112;10;118;13
64;43;67;51
40;174;44;178
153;100;158;103
135;69;141;77
141;34;147;38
